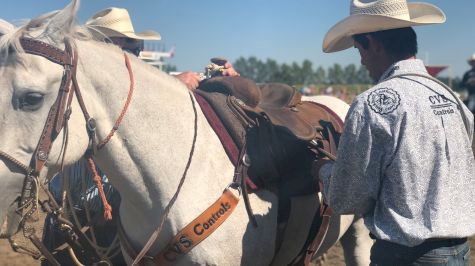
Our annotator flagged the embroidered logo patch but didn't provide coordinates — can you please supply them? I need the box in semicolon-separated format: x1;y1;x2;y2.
428;94;456;116
368;88;401;115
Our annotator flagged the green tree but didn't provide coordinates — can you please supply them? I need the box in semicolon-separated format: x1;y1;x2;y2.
290;62;302;85
300;60;315;85
328;63;345;84
264;59;280;82
233;57;250;77
315;66;326;84
355;65;372;84
277;63;294;84
343;64;357;84
234;56;262;81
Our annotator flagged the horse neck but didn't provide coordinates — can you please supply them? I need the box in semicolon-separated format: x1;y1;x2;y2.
76;40;196;203
75;40;235;249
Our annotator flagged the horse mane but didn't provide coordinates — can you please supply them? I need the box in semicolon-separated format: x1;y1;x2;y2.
0;0;167;77
0;0;88;55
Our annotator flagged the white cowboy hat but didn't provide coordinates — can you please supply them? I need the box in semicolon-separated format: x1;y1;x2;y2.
323;0;446;53
86;7;161;41
468;54;475;63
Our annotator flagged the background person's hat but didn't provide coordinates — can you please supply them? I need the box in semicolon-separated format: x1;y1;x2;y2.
323;0;445;53
468;54;475;63
86;7;161;40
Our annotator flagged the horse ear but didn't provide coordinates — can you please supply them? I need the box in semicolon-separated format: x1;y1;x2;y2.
0;20;14;35
39;0;81;42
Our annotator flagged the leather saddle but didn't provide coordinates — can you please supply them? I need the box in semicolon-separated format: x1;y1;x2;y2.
198;76;343;141
196;76;344;265
198;76;343;151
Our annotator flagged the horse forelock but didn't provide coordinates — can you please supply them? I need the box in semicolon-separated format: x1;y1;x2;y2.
0;0;87;56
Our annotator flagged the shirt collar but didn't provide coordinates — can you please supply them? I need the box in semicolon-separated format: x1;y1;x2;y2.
378;59;428;83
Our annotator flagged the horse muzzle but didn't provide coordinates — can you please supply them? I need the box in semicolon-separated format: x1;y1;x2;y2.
0;201;22;238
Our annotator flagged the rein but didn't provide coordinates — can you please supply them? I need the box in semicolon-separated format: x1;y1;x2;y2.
127;91;199;265
0;38;135;265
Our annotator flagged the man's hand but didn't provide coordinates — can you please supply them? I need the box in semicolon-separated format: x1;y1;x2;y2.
222;62;240;77
175;71;201;90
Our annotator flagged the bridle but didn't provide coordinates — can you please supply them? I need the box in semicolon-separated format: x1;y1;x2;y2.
0;37;98;265
0;36;200;266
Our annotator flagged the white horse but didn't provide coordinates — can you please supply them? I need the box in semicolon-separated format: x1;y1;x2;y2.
0;1;371;265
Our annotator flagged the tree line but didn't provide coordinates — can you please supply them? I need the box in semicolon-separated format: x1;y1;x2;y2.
232;56;373;86
164;56;462;91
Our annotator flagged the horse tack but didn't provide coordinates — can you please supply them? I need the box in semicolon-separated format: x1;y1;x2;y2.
0;37;81;266
119;188;242;266
0;37;135;265
117;85;256;266
196;78;344;265
3;37;237;265
122;90;251;266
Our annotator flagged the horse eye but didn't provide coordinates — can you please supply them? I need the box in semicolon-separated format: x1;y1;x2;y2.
20;92;44;110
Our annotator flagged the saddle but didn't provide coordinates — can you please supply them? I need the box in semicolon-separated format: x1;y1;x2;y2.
197;76;343;156
196;76;343;265
198;76;342;142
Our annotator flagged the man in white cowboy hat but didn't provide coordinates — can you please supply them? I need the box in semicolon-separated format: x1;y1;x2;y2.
314;0;475;264
461;54;475;113
86;7;239;90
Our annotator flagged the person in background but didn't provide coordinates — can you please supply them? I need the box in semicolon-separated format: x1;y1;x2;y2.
461;54;475;114
315;0;475;265
86;7;238;90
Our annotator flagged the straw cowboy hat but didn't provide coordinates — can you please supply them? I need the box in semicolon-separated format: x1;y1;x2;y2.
86;7;161;40
323;0;446;53
468;54;475;63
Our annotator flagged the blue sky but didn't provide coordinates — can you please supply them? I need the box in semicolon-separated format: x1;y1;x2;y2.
1;1;474;78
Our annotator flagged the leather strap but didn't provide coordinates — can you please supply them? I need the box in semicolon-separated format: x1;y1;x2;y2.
303;201;333;265
19;38;72;65
119;188;240;266
154;189;239;265
302;102;344;265
2;38;98;265
24;38;76;175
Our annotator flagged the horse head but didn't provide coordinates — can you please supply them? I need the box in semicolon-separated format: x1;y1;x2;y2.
0;0;91;234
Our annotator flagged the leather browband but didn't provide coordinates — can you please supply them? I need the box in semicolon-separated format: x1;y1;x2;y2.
19;38;72;66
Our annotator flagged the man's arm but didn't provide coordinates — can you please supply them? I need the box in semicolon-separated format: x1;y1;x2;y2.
318;106;384;215
173;61;240;90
